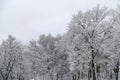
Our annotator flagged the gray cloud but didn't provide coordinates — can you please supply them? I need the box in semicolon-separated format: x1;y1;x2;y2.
0;0;120;44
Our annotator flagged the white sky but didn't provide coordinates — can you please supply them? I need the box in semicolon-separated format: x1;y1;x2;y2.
0;0;120;44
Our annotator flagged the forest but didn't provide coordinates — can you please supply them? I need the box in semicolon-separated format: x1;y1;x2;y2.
0;5;120;80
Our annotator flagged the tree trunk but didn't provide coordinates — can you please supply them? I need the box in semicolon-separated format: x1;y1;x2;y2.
91;51;96;80
56;73;58;80
110;70;113;79
90;46;96;80
88;69;90;80
96;64;100;80
88;68;92;80
116;71;119;80
78;71;80;80
72;74;74;80
92;60;96;80
73;73;76;80
114;60;119;80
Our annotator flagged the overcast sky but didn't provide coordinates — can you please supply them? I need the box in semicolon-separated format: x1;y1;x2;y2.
0;0;120;44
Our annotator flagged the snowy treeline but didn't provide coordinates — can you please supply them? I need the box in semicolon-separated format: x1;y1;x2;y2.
0;5;120;80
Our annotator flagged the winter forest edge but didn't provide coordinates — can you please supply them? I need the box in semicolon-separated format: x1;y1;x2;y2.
0;5;120;80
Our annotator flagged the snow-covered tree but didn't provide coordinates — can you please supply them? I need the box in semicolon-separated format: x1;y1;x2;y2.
64;5;115;80
27;34;70;80
0;4;120;80
0;35;25;80
106;5;120;80
27;34;58;80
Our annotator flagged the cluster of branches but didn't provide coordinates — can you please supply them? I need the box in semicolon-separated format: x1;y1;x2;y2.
0;5;120;80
